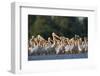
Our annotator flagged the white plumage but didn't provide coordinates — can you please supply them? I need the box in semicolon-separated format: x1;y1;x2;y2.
28;33;88;55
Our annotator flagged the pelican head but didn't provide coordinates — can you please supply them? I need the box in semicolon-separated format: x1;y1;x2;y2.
32;36;34;39
52;32;55;36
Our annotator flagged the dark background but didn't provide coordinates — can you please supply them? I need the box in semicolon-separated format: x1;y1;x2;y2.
28;15;88;40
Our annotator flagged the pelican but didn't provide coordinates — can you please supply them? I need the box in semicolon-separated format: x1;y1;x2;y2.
28;45;39;55
64;44;70;53
29;36;34;47
52;32;61;41
55;40;64;54
37;35;45;41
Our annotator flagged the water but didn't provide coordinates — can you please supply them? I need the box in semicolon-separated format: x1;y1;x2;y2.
28;53;88;61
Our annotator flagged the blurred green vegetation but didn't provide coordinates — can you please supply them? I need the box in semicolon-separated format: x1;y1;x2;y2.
28;15;88;39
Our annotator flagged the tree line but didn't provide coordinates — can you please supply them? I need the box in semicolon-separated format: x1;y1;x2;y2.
28;15;88;40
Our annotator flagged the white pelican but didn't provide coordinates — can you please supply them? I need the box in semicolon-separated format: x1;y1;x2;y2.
29;36;34;47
